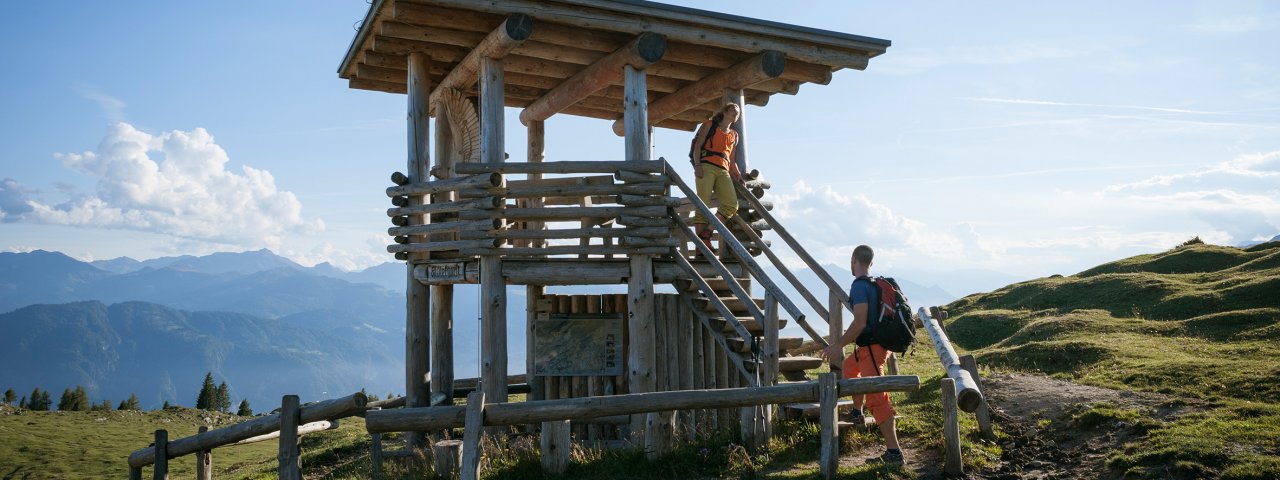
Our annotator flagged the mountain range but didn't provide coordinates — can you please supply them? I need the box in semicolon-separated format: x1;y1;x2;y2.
0;248;958;409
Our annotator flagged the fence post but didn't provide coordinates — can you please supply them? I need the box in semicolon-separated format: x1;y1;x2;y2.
434;440;464;478
195;425;212;480
885;353;899;376
460;390;487;480
370;432;382;479
279;395;302;480
540;419;571;474
959;354;995;439
152;429;168;480
818;373;838;479
129;467;141;480
941;378;963;475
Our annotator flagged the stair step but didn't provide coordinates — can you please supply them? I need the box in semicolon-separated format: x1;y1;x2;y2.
724;336;804;353
778;356;824;372
696;296;765;313
683;277;751;294
717;317;788;335
781;370;811;382
782;400;859;420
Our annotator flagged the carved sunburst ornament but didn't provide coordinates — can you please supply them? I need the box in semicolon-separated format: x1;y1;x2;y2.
439;88;481;164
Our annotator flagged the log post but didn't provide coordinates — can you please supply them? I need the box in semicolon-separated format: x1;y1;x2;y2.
405;50;433;451
623;64;649;162
920;308;983;412
886;352;899;376
959;355;995;439
612;51;784;136
540;420;571;474
941;377;963;475
722;88;748;174
195;425;211;480
152;429;168;480
430;80;456;418
278;395;302;480
628;254;656;442
129;468;141;480
370;432;383;479
526;285;545;405
479;55;508;409
828;290;843;374
818;373;838;480
460;391;488;480
761;292;779;445
434;440;463;479
526;120;545;248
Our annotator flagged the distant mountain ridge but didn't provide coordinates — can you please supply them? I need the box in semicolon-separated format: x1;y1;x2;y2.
0;300;397;410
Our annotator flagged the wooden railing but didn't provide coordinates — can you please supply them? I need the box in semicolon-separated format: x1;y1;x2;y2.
386;160;680;259
126;392;367;479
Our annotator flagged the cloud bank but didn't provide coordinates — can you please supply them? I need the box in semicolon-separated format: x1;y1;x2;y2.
3;123;322;250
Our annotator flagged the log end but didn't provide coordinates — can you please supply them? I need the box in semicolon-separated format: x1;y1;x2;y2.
504;13;534;41
636;32;667;64
487;172;504;187
762;51;786;78
958;389;983;414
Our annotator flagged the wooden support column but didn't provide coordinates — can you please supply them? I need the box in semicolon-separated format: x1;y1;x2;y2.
370;431;383;479
941;377;964;475
195;425;211;480
431;83;457;414
278;395;302;480
152;429;168;480
526;120;546;248
627;254;656;441
818;373;838;480
479;55;508;406
623;65;650;161
612;51;784;136
722;88;748;174
405;51;433;451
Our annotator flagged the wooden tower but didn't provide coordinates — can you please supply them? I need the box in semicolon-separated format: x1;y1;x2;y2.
337;0;891;455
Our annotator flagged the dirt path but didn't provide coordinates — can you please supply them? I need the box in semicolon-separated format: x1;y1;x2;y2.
978;373;1192;479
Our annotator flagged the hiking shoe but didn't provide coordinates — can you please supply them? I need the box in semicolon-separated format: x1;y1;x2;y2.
840;409;865;425
866;449;905;465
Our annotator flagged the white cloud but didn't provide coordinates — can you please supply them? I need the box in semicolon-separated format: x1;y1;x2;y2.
12;122;323;250
873;40;1110;76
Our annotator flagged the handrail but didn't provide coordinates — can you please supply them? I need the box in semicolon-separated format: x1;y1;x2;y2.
663;160;821;346
730;215;831;322
734;181;854;318
670;249;759;360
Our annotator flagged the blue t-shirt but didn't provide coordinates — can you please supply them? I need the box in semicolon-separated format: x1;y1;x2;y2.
849;277;880;346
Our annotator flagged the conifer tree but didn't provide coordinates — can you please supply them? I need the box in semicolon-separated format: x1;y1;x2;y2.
91;399;112;411
237;399;252;416
215;382;231;413
58;388;74;411
19;395;27;409
3;388;15;405
29;388;40;409
72;385;90;411
196;372;216;410
118;393;140;411
162;400;171;410
37;390;51;411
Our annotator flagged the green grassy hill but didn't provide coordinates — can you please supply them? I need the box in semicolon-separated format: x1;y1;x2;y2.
945;240;1280;479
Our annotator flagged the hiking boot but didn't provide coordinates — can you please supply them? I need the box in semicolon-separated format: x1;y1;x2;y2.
866;449;904;465
840;409;865;426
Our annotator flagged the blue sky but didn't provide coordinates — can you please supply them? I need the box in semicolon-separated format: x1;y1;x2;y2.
2;1;1277;295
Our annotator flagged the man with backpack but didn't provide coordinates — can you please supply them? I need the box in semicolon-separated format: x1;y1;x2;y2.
820;244;906;465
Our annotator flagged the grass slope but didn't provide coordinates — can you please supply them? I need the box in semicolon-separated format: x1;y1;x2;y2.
946;241;1280;479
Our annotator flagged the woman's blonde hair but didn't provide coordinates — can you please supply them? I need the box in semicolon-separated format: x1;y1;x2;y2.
713;103;741;122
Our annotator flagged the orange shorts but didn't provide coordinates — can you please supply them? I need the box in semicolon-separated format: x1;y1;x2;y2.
841;344;896;424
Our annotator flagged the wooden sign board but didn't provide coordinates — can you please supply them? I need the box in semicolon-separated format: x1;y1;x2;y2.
533;314;624;376
423;261;472;284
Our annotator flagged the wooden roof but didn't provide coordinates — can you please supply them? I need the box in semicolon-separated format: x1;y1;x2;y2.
338;0;891;132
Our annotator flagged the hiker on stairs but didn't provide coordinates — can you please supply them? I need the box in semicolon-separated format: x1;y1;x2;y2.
820;245;905;465
689;103;743;257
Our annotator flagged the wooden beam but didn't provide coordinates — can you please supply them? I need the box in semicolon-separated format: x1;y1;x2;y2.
365;376;920;433
521;33;665;124
413;0;878;68
405;51;432;453
428;14;532;116
612;52;785;136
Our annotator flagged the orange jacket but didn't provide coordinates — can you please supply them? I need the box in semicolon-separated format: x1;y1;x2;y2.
698;121;738;170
